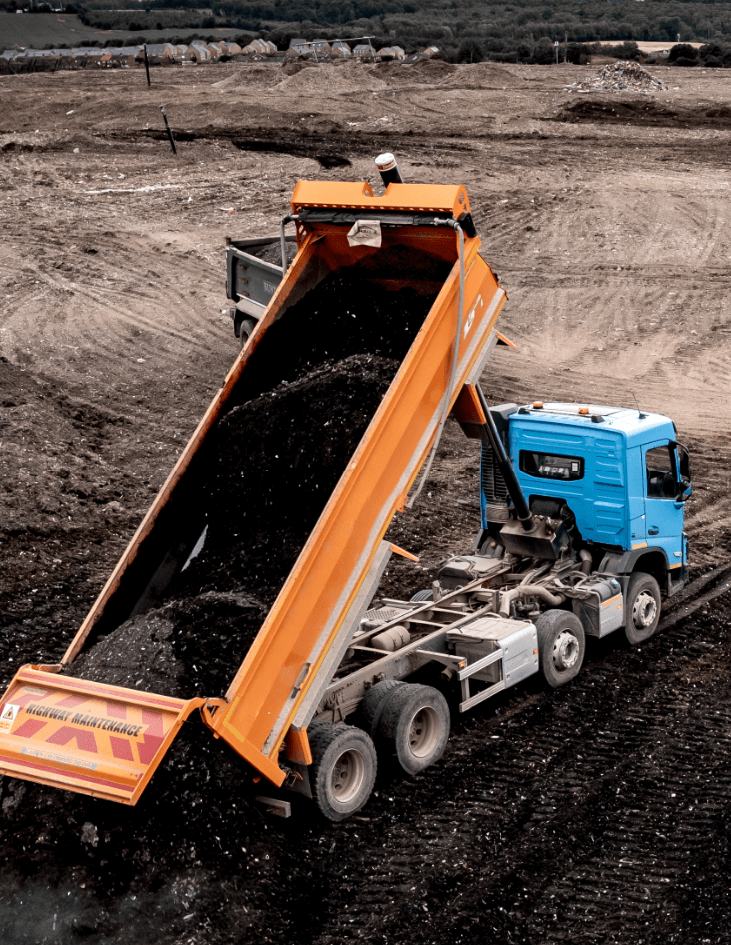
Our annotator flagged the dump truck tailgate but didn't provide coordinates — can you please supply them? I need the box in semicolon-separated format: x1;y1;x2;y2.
226;235;296;319
0;667;203;803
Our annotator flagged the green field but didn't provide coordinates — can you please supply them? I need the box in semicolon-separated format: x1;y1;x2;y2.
0;13;242;51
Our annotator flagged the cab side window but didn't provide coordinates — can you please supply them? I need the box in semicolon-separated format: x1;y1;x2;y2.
646;445;675;498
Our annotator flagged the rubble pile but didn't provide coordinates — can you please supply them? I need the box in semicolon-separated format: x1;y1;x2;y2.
566;60;667;93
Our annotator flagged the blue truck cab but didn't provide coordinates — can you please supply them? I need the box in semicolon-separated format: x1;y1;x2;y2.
481;402;692;595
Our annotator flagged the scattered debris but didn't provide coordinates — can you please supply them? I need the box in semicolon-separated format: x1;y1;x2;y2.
83;184;182;195
80;823;99;847
566;60;667;94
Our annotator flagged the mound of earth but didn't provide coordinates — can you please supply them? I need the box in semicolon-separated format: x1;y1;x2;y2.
559;97;731;129
566;59;667;93
279;59;318;76
439;60;525;88
274;62;386;93
0;710;295;942
212;63;280;90
371;57;456;86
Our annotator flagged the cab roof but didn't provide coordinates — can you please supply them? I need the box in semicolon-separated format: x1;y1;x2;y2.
510;402;676;447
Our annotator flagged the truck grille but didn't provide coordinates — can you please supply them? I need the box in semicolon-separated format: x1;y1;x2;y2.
480;441;510;505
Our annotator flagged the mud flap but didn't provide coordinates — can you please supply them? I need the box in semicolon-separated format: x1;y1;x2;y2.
0;667;205;804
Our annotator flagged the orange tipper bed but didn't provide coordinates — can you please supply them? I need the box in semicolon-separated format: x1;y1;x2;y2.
0;178;506;802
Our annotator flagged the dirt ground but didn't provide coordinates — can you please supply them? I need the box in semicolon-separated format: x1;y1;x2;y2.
1;58;731;944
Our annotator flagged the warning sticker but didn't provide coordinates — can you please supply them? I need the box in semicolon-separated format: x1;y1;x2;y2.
0;703;20;734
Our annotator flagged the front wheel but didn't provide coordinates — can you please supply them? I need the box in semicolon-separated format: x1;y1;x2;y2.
624;571;661;645
308;722;377;822
535;609;585;688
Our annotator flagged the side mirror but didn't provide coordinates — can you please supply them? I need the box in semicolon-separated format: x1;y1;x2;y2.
674;476;692;503
678;443;691;480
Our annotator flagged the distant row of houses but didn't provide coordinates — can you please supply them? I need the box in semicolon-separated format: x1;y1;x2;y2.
0;38;440;72
287;39;440;61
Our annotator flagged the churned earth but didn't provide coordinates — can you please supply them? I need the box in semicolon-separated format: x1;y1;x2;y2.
1;57;731;944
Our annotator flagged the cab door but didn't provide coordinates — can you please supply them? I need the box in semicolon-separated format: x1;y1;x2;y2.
642;441;685;568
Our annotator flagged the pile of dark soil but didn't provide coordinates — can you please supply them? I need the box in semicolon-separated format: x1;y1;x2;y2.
182;354;398;605
8;273;435;940
559;98;731;128
280;59;317;77
75;354;400;697
246;240;287;265
0;716;298;944
377;58;457;82
69;273;435;697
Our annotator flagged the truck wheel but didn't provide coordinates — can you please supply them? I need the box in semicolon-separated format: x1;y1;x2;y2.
374;683;450;775
239;317;257;349
624;572;661;645
307;722;377;822
410;589;433;602
536;610;585;688
361;679;405;733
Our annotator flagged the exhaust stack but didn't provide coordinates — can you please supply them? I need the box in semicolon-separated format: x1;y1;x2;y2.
375;152;403;186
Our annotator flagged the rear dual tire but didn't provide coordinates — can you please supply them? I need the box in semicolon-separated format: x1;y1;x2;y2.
239;317;257;349
363;681;450;776
308;722;377;822
309;683;449;821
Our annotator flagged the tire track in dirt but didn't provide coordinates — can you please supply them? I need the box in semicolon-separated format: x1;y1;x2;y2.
1;222;229;390
297;595;731;945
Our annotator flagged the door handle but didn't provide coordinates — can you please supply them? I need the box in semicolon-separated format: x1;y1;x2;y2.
648;527;660;535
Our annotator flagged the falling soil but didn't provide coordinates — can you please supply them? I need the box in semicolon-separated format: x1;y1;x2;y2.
73;353;401;696
68;270;434;698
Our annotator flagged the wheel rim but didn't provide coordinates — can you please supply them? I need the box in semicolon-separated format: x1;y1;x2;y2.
552;630;580;672
331;748;366;803
633;591;657;629
408;705;440;759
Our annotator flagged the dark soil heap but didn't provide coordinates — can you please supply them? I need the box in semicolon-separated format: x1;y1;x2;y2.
70;273;435;698
75;353;399;696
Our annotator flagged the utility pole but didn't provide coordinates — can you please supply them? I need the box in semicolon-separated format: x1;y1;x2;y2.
554;40;559;65
143;45;151;86
564;30;568;62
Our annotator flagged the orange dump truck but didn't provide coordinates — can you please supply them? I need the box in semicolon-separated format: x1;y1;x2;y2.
0;173;510;821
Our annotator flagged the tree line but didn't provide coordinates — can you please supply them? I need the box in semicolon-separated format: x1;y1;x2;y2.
64;0;731;64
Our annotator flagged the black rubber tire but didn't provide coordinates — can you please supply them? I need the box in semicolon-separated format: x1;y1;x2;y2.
410;589;434;603
308;722;377;822
374;683;450;775
535;609;585;688
624;571;661;645
239;317;257;349
361;679;405;734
